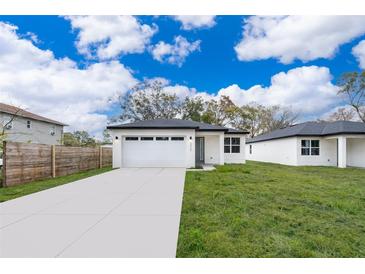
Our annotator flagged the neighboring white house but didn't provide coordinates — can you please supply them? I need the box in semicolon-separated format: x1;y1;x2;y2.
245;121;365;168
0;102;66;145
107;119;248;168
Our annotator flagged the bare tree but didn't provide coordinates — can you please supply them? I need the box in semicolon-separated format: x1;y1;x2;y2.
325;107;356;122
338;71;365;122
0;107;23;150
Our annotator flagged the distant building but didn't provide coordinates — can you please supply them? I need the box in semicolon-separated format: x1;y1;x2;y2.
0;102;66;145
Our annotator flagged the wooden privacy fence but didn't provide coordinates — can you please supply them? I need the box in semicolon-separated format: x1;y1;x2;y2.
1;141;112;187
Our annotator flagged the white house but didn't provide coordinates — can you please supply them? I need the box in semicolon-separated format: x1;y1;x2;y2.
107;119;248;168
245;121;365;168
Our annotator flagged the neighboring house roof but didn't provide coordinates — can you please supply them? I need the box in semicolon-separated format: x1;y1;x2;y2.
0;102;67;126
247;121;365;144
107;119;248;134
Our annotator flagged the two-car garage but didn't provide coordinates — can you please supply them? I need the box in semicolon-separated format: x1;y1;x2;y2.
121;135;188;167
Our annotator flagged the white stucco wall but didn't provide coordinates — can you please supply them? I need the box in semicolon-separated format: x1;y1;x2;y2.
203;135;220;164
196;131;225;165
224;134;246;164
245;137;298;165
347;138;365;168
110;129;196;168
296;137;337;167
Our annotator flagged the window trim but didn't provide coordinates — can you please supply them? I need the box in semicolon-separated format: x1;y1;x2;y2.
301;139;320;156
249;144;252;154
224;137;241;154
27;120;31;129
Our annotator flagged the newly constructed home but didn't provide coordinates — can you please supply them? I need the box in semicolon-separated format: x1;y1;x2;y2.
0;102;66;145
107;119;248;168
246;121;365;168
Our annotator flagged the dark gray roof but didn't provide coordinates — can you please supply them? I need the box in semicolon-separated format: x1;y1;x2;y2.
107;119;248;134
247;121;365;144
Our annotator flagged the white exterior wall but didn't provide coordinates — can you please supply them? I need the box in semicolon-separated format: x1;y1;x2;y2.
347;138;365;168
1;113;63;145
110;129;196;168
224;134;246;164
296;137;337;167
196;131;225;165
203;135;220;164
246;137;298;165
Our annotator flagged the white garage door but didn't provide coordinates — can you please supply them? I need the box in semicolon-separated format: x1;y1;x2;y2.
122;136;187;167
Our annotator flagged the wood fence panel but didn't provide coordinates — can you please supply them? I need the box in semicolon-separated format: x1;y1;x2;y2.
2;142;113;187
55;146;100;177
3;142;52;186
102;148;112;167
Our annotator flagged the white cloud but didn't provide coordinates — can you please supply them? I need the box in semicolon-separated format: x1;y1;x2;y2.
66;16;157;60
172;16;216;30
217;66;340;115
235;16;365;64
0;21;137;137
150;36;201;66
352;40;365;69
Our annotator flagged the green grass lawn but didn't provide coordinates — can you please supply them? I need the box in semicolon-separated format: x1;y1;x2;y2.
177;161;365;258
0;167;112;202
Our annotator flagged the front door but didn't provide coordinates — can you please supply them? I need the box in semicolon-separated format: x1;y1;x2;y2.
195;137;205;167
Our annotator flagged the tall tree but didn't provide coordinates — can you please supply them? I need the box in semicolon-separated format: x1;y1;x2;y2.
262;105;299;132
201;96;236;126
181;96;205;122
237;103;299;138
102;129;112;144
338;71;365;122
118;80;181;122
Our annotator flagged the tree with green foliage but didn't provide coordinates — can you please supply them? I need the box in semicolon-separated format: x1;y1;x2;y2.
338;71;365;122
181;96;205;122
102;129;112;144
201;96;237;126
117;80;181;122
63;131;97;147
234;103;298;138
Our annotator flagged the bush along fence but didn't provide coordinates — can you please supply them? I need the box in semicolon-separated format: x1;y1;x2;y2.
1;141;112;187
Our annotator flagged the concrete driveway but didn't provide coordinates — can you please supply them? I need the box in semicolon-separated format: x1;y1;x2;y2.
0;168;186;257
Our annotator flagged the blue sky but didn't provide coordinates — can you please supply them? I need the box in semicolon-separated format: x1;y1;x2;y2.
1;15;365;137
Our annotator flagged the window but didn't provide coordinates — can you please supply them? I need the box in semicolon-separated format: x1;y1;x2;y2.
4;121;13;130
125;137;138;141
156;136;169;141
141;137;153;141
224;137;241;154
249;145;252;154
301;139;320;156
171;137;184;141
224;137;230;153
27;120;31;129
50;126;55;136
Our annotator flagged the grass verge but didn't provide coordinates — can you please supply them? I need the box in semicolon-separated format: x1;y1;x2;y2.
177;161;365;257
0;167;112;202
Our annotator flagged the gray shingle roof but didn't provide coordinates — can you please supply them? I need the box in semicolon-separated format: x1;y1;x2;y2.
246;121;365;144
0;102;67;126
107;119;248;134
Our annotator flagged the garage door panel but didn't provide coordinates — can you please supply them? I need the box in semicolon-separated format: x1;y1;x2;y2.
122;138;187;167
